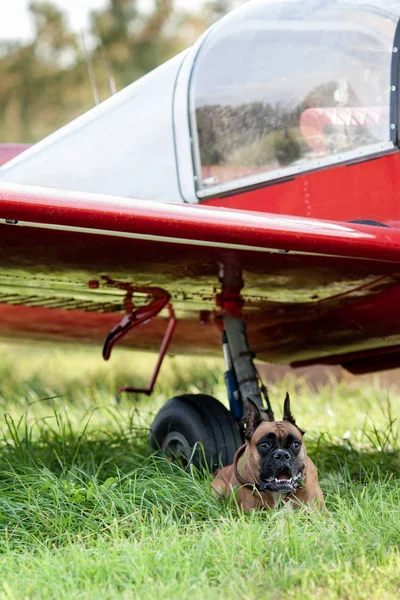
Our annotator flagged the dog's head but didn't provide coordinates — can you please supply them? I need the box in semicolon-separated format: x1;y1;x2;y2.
243;394;306;494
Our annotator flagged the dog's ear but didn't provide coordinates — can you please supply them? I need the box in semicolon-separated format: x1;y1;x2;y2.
244;397;264;440
282;392;305;436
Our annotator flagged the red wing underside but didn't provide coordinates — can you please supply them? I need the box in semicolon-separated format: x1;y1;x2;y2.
1;182;400;372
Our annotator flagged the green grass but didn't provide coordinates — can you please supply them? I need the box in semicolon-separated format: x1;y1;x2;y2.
0;342;399;599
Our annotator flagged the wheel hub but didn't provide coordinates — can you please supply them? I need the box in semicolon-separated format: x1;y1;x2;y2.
161;431;192;465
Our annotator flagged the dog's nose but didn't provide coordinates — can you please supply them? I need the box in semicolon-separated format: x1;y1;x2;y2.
272;449;290;461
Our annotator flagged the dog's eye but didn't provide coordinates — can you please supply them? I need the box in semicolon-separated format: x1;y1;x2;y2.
292;441;300;450
259;442;270;449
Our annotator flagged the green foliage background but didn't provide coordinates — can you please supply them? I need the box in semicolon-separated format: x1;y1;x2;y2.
0;0;238;143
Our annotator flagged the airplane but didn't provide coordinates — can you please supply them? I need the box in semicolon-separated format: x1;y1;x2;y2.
1;0;400;469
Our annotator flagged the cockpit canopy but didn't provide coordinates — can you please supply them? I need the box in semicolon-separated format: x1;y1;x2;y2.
2;1;400;203
190;0;400;197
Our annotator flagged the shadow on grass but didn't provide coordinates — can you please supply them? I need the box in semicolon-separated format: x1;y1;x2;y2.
0;412;150;480
0;402;399;483
0;401;399;551
308;434;400;482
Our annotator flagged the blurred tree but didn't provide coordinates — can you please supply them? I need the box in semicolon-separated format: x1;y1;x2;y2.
204;0;239;21
90;0;179;88
0;2;80;141
31;2;78;63
0;0;240;143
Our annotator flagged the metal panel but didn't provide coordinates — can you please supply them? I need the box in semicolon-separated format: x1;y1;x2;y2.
0;53;188;204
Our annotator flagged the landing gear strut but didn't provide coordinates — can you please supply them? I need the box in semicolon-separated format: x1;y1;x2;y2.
218;258;263;416
150;260;272;469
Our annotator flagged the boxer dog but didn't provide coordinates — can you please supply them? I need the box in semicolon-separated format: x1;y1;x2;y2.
212;394;324;511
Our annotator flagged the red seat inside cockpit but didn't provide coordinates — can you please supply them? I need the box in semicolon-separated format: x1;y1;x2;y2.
300;106;389;153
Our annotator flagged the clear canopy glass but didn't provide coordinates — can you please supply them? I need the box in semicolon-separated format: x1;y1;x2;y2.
190;0;400;196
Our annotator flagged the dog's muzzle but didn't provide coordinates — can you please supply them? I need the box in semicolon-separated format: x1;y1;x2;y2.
259;451;304;492
233;444;303;494
258;471;303;493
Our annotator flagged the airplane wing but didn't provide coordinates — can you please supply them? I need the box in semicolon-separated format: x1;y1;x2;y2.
2;0;400;375
1;181;400;373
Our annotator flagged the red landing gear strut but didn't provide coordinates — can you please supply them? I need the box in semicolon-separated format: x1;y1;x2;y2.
101;275;176;395
217;259;274;419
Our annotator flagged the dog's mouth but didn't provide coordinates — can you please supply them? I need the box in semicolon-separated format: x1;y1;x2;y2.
258;467;303;493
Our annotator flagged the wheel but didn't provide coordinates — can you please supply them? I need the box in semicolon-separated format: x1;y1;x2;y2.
149;394;242;470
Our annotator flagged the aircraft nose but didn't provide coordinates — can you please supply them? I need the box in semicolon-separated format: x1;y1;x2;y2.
272;449;290;461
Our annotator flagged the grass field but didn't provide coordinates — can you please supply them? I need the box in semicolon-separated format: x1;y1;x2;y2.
0;342;399;599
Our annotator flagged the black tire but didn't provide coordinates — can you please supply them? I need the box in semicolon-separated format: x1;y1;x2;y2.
149;394;242;471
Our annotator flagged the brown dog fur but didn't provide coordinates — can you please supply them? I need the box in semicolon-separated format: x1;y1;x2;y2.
212;400;324;511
